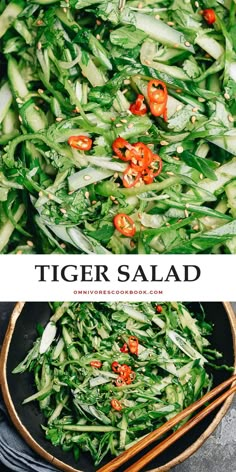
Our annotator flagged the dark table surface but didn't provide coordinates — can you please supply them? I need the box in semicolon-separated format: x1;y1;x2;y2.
0;302;235;472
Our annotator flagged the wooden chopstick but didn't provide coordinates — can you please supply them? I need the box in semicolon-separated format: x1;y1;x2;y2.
124;380;236;472
97;374;236;472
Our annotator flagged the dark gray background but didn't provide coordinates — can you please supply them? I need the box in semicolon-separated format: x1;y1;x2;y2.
0;302;235;472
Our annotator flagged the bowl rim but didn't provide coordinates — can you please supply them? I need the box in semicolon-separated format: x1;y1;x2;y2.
0;301;235;472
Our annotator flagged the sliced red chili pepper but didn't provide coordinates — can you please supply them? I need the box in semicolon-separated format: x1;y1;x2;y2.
90;360;102;368
129;142;153;172
143;170;154;185
202;9;216;24
115;376;126;387
111;399;122;411
122;165;141;188
156;305;162;313
128;335;139;355
120;343;129;353
112;137;134;161
147;79;168;121
113;214;136;237
68;135;92;151
126;371;136;384
148;80;167;103
111;361;121;373
119;364;132;380
129;94;147;116
150;101;168;121
142;171;154;185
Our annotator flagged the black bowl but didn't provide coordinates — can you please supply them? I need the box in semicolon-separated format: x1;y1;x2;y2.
0;302;236;472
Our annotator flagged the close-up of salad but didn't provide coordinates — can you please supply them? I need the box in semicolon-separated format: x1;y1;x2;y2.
0;0;236;254
13;301;232;468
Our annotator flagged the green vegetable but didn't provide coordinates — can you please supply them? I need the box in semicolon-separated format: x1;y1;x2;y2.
14;302;231;466
0;0;236;254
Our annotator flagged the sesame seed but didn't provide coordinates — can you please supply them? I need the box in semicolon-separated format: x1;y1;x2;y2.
27;240;34;247
17;250;23;255
174;44;179;49
167;21;175;26
192;107;199;112
110;117;115;121
120;119;127;123
96;19;102;25
84;175;92;181
200;173;204;179
113;172;119;179
96;34;101;40
184;209;189;218
185;203;190;208
34;105;40;111
16;97;23;104
123;79;130;85
198;97;205;102
166;222;171;226
36;20;43;26
37;41;42;50
155;14;160;19
38;88;44;94
160;140;169;146
48;193;53;199
176;104;183;112
56;117;63;122
68;191;74;195
224;93;230;100
228;115;234;123
144;59;151;65
195;1;199;6
127;123;134;129
122;88;128;94
85;191;90;199
193;224;199;231
92;200;97;205
114;200;119;204
191;116;196;124
60;208;67;214
166;171;174;176
116;123;122;128
60;243;66;249
110;195;116;201
63;7;67;13
176;89;182;93
38;191;43;197
177;146;184;153
173;156;180;161
185;41;191;47
18;115;23;123
130;241;136;248
138;2;143;8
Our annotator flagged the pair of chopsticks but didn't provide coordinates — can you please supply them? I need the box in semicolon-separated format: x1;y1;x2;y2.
97;373;236;472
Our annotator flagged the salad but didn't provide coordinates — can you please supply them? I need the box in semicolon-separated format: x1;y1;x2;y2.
0;0;236;254
13;301;232;467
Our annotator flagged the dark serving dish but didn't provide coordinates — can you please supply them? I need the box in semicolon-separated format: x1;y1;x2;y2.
0;302;235;472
